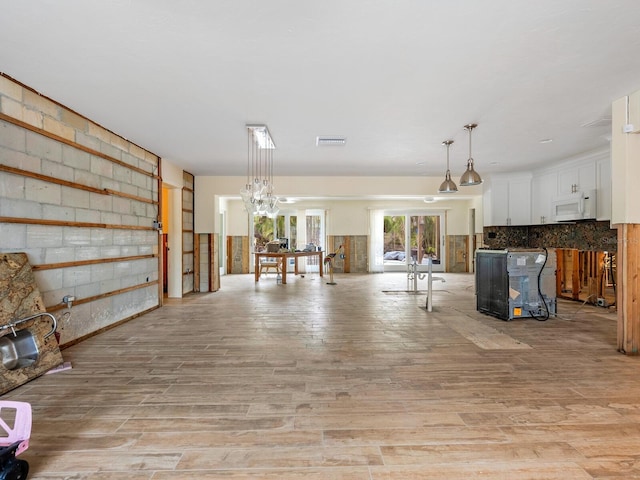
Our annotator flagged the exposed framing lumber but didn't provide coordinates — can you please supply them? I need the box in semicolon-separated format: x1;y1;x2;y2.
0;112;158;179
31;254;157;271
0;165;158;205
571;249;580;300
157;160;164;306
226;235;233;274
556;248;564;297
343;236;351;273
0;216;154;230
209;233;220;292
103;188;158;205
47;280;159;313
0;164;103;194
617;224;640;354
194;236;200;292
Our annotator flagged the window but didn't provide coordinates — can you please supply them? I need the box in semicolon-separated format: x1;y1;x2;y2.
253;216;274;251
305;210;324;272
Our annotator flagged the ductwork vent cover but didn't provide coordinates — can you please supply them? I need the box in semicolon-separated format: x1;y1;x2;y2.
581;116;612;128
316;136;347;146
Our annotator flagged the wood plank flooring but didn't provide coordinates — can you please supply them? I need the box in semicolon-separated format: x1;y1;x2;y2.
4;271;637;479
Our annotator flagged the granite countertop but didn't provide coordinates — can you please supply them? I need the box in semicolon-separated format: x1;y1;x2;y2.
1;253;64;395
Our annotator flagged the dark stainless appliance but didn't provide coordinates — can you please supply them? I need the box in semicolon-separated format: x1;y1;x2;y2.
476;249;556;320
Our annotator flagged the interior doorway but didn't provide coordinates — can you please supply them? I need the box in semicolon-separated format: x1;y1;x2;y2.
161;184;183;298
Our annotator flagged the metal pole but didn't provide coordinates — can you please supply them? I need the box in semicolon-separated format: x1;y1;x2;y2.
427;257;433;312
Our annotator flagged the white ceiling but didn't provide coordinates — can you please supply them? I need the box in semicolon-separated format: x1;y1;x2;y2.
1;1;640;179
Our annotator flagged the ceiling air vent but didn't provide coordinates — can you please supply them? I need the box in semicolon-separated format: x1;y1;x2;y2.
316;136;346;146
581;116;612;128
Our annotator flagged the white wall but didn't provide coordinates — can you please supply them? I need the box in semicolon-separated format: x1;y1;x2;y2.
471;195;484;233
446;204;471;236
195;175;484;235
227;200;250;236
225;197;475;235
612;94;640;224
162;159;184;188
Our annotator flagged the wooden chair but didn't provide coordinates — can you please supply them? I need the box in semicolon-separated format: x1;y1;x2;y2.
259;257;282;277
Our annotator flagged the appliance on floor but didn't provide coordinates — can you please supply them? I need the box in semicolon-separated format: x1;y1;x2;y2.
0;401;31;479
475;248;557;321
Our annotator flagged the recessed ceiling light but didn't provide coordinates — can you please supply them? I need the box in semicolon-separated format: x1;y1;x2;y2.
424;196;436;203
539;138;553;144
316;136;346;146
490;161;500;166
416;161;426;166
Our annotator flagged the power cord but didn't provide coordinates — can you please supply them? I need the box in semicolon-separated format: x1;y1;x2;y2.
528;247;550;321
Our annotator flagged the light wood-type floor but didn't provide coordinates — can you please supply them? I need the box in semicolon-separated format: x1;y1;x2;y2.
4;271;637;479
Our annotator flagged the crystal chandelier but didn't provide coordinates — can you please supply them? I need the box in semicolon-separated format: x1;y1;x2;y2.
240;125;279;218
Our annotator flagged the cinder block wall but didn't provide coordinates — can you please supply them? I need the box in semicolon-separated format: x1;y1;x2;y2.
0;74;161;346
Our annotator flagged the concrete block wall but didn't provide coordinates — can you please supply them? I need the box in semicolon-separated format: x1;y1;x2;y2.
0;74;160;345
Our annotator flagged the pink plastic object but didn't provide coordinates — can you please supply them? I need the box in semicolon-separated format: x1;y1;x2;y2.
0;401;32;456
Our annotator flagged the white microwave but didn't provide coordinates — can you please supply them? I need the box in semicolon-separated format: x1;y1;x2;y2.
552;190;596;222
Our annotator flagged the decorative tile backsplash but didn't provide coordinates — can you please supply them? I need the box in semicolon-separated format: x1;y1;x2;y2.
483;220;617;252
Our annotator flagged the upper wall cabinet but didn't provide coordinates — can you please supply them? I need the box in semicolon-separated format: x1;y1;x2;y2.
483;174;532;226
530;148;611;224
531;171;558;224
557;162;597;195
596;156;611;221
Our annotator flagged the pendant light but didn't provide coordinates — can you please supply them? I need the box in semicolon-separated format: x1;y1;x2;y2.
460;123;483;186
438;140;457;193
240;125;279;218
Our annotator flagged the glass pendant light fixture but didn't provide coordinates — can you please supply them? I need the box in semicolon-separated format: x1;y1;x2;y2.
438;140;458;193
240;125;279;218
459;123;483;186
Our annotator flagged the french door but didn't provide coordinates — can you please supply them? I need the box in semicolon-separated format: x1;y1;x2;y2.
383;212;444;272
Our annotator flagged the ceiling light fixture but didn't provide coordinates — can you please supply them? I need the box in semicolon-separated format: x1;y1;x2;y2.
460;123;483;186
240;125;279;218
438;140;458;194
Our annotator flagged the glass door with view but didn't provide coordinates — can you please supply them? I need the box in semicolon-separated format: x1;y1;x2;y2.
253;213;297;271
383;214;443;272
305;211;324;273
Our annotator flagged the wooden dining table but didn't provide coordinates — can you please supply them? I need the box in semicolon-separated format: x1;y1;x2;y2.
254;250;324;284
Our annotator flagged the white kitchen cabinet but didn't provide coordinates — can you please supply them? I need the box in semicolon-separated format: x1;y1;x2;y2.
489;181;509;226
531;171;558;224
484;175;531;226
557;162;596;195
596;157;611;221
530;149;610;224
